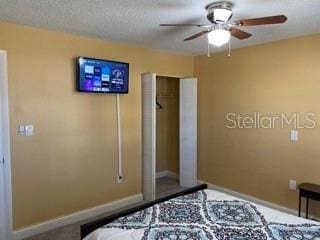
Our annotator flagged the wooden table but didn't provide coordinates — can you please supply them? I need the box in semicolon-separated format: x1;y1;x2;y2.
298;183;320;219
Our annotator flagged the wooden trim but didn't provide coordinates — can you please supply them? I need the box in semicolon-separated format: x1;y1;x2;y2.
80;184;207;239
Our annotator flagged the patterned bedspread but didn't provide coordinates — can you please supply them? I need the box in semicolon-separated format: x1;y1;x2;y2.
84;189;320;240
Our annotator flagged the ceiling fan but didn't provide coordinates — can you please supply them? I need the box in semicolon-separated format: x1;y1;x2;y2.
160;1;287;48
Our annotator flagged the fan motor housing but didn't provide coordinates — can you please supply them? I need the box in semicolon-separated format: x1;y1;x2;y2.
206;1;233;23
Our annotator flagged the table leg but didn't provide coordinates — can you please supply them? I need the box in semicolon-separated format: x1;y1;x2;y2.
306;198;309;219
298;194;301;217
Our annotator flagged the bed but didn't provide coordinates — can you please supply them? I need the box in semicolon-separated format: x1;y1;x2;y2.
81;184;320;240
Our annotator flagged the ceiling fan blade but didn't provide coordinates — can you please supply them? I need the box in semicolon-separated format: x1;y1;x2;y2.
229;27;252;40
160;23;211;27
233;15;288;26
184;30;210;41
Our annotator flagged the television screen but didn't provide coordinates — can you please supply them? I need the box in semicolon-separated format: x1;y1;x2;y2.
77;57;129;94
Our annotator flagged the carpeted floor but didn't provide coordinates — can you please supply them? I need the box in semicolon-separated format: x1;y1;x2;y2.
26;176;184;240
24;201;145;240
156;176;186;199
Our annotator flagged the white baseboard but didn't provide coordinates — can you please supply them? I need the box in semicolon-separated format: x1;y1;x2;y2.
11;181;319;240
12;193;143;240
156;171;179;180
156;171;168;179
199;180;320;222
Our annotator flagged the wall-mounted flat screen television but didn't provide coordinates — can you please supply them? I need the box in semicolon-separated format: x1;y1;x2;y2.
77;57;129;94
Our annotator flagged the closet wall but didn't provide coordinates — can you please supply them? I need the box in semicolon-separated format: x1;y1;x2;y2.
156;76;179;175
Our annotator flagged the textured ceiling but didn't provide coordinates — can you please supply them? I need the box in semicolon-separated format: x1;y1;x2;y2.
0;0;319;55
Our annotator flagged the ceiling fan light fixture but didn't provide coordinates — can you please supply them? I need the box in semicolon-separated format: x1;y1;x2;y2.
208;29;230;47
213;8;233;22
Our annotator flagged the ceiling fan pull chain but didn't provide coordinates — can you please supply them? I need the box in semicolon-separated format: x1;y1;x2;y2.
228;38;231;57
207;40;211;57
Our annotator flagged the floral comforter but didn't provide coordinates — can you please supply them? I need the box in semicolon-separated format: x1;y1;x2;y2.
84;189;320;240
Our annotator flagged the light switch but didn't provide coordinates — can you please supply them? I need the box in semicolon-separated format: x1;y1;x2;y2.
289;179;297;191
18;125;25;135
290;130;298;141
25;125;34;136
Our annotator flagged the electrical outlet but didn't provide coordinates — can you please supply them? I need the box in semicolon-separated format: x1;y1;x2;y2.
117;175;123;184
289;179;297;191
290;130;298;141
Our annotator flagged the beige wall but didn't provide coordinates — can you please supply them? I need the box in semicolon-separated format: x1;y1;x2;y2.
156;77;167;173
156;76;179;174
194;34;320;215
3;19;320;229
0;22;193;229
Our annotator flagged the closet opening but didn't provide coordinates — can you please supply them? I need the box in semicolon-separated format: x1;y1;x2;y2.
142;73;197;201
155;76;184;198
